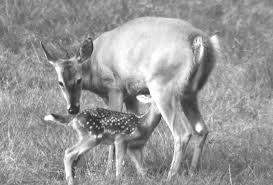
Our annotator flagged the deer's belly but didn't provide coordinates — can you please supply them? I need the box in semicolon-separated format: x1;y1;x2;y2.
124;78;149;96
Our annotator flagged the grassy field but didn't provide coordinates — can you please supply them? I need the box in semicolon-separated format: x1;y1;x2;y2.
0;0;273;184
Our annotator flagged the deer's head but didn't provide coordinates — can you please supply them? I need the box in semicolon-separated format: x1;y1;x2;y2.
41;38;93;115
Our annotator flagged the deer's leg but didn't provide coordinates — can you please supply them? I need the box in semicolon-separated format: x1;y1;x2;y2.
127;147;147;176
64;138;98;185
125;96;162;176
181;95;208;174
106;89;124;175
114;139;126;180
148;85;192;180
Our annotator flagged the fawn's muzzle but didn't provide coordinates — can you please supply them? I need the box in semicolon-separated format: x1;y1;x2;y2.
68;105;80;115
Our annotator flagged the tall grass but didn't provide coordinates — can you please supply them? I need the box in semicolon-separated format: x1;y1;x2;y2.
0;0;272;184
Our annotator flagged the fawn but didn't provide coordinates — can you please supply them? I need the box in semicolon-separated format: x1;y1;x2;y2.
44;95;161;185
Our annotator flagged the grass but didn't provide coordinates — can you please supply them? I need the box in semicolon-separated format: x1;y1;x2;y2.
0;0;272;184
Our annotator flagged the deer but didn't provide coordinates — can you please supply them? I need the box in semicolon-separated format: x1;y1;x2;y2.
41;16;220;180
44;95;161;185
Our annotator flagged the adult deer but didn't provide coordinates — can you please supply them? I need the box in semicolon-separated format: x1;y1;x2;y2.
41;17;220;179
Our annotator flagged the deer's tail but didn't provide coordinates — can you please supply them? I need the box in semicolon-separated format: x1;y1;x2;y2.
190;34;221;92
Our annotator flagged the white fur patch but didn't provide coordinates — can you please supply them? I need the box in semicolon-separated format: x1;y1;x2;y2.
195;122;203;133
210;35;222;65
55;65;63;82
136;95;152;104
44;114;55;122
193;36;204;61
210;35;220;52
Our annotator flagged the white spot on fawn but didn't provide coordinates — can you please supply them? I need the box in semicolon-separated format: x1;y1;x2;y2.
97;134;103;139
195;122;203;133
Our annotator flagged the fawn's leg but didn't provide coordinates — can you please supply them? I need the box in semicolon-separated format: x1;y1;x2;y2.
64;137;99;185
128;147;147;176
106;145;115;175
115;139;126;180
106;90;124;175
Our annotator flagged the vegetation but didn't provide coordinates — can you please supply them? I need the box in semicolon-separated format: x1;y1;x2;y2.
0;0;272;184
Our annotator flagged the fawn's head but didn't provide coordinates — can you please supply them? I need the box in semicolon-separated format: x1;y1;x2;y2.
41;38;93;115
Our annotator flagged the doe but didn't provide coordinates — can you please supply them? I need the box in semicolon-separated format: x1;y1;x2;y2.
41;17;221;179
44;95;160;185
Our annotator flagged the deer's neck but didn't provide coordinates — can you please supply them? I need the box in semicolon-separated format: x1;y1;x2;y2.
81;52;109;99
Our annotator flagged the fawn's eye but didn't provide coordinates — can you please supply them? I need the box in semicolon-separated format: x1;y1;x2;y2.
58;81;64;87
76;78;82;85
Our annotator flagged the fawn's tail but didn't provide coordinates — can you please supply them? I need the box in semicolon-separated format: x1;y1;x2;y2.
44;114;72;126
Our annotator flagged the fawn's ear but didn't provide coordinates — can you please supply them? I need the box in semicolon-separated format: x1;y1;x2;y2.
76;37;93;64
136;95;153;104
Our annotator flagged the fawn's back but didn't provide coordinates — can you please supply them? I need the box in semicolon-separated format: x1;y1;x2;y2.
71;108;141;143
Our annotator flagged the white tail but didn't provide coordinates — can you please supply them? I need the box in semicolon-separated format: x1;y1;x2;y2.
44;114;55;122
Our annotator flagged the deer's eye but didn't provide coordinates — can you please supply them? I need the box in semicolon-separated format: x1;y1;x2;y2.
76;78;82;85
58;81;64;87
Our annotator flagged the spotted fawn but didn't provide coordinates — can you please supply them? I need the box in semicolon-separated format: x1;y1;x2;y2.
44;95;161;185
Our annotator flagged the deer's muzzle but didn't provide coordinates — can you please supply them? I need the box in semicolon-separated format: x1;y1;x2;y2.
68;105;80;115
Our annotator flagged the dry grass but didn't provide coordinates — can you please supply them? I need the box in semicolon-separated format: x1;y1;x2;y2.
0;0;272;184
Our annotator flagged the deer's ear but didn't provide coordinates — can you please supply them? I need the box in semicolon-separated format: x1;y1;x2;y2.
76;37;93;64
41;42;58;64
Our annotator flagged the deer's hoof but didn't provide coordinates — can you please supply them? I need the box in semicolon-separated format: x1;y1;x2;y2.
66;176;74;185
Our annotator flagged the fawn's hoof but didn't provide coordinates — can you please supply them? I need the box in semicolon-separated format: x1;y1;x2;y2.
188;167;198;177
167;172;176;181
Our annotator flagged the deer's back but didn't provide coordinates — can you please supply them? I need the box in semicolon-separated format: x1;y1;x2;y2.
93;17;208;91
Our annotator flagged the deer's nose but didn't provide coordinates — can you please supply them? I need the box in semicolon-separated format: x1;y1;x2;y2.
68;105;80;115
